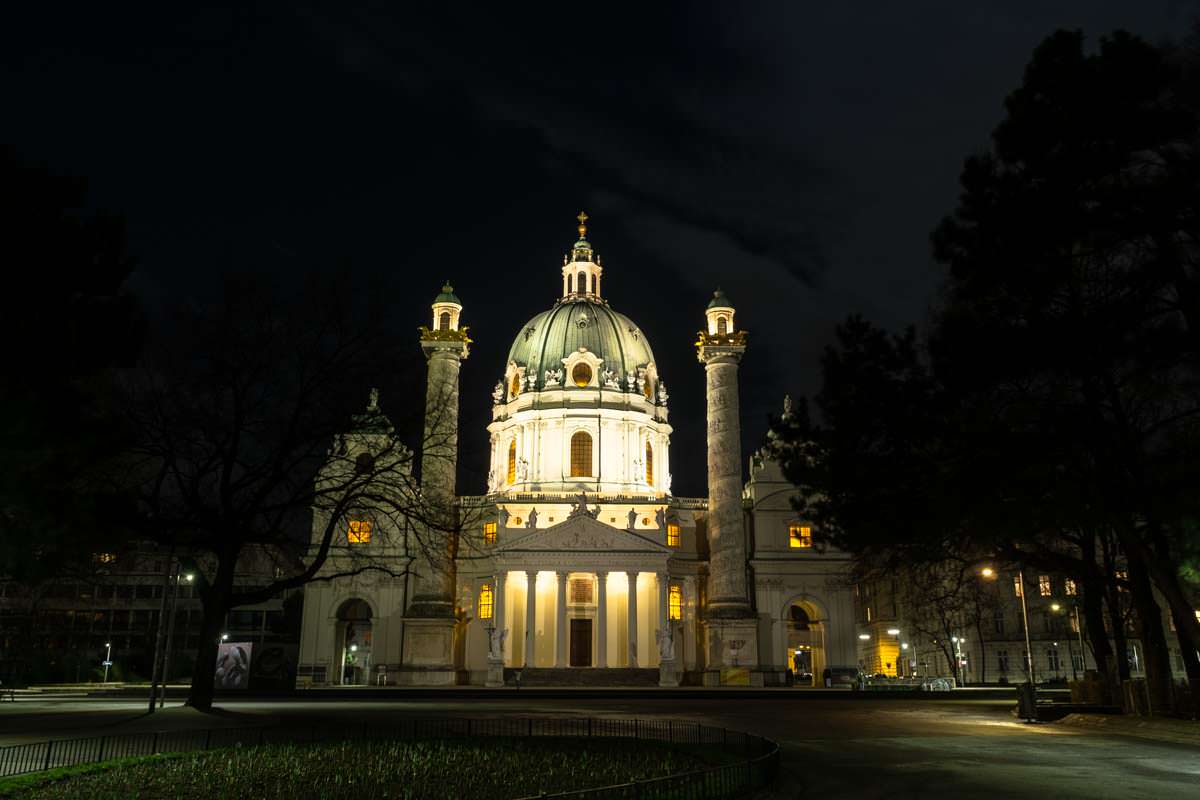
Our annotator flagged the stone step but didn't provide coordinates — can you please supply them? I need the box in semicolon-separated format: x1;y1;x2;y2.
503;667;659;687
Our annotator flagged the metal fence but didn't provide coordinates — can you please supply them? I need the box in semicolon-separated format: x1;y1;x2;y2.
0;716;778;799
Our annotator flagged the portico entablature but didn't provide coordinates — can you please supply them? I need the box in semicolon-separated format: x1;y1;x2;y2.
492;514;670;573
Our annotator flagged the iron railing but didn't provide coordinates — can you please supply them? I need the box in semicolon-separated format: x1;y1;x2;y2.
0;716;778;798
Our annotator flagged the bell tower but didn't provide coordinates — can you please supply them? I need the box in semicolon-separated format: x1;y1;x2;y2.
560;212;604;299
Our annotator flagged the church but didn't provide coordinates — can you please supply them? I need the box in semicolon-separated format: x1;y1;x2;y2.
297;216;858;687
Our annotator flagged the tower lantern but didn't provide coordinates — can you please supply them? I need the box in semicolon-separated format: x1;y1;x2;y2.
431;282;463;332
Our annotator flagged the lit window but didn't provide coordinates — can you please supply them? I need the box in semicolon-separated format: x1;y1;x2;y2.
438;311;451;331
95;552;116;564
570;431;592;477
789;524;812;549
645;441;654;485
507;440;517;484
643;378;653;399
510;374;521;399
1013;576;1023;598
669;585;683;621
478;584;493;620
572;362;592;387
666;523;680;547
1038;575;1051;597
348;519;372;544
717;316;728;335
1115;570;1128;592
483;521;497;544
1064;579;1077;596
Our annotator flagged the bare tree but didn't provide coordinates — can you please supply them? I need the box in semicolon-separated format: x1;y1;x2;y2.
114;275;475;710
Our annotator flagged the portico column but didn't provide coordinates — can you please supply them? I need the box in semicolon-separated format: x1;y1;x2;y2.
524;570;537;667
657;571;670;653
494;572;507;661
626;571;639;667
555;571;568;667
596;572;608;668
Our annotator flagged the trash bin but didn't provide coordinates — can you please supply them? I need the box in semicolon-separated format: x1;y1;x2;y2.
1016;681;1037;721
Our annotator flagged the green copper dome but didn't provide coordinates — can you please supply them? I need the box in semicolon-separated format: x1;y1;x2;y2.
707;288;733;309
506;299;656;390
434;282;461;305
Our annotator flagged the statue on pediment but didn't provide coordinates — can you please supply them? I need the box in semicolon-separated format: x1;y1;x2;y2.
527;508;538;528
627;508;638;530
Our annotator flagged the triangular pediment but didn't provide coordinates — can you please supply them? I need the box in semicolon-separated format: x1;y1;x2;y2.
499;514;670;553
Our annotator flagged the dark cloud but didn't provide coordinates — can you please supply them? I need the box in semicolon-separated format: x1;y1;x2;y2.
3;1;1196;495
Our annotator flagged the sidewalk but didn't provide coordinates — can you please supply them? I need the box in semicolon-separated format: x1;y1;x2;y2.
1056;712;1200;748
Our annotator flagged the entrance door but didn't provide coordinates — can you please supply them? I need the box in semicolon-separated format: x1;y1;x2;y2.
570;619;593;667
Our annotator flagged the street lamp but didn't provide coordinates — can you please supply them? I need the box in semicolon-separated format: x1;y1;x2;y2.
981;565;1036;721
1049;601;1086;680
102;642;112;683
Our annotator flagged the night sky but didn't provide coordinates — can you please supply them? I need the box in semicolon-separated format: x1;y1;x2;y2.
5;2;1195;496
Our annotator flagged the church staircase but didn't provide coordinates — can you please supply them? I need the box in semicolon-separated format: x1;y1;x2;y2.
503;668;659;687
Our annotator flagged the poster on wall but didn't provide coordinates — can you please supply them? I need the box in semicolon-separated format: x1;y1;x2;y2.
214;642;253;690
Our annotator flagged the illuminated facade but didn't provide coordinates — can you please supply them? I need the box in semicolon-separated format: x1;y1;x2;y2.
297;216;859;687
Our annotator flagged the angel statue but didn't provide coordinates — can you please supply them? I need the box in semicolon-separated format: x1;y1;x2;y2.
492;381;505;404
488;628;509;660
655;628;675;662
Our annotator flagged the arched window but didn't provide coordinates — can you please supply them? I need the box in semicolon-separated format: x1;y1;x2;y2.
570;431;592;477
572;362;592;387
578;271;586;293
507;440;517;484
645;441;654;485
717;316;728;335
510;373;521;399
669;585;682;620
590;273;596;294
567;273;573;293
643;377;653;399
438;311;451;331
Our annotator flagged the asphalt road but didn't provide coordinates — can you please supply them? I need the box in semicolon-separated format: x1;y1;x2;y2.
2;694;1197;799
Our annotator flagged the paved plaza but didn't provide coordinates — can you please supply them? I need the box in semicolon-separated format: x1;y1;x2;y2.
2;692;1197;798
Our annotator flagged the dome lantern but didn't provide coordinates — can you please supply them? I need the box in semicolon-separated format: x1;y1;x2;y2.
560;211;604;300
431;281;463;332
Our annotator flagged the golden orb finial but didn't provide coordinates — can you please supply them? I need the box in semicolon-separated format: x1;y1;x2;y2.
576;211;588;239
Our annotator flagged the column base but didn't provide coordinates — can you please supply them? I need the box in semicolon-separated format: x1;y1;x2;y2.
701;618;759;670
398;617;457;685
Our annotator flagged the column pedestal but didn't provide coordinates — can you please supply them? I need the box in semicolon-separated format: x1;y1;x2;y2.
485;657;505;687
395;617;458;685
659;658;680;687
701;618;762;687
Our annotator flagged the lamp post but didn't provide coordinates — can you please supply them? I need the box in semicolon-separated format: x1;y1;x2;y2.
158;571;193;708
102;642;112;683
982;566;1036;721
886;628;901;677
1050;602;1080;681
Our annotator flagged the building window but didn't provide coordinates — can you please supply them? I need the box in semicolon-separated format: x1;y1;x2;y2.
567;273;573;293
717;316;727;335
993;611;1005;635
578;271;586;293
478;584;493;620
483;521;497;545
572;362;592;387
643;378;653;399
507;440;517;484
1074;653;1085;672
789;524;812;549
669;584;683;621
1013;576;1023;598
94;552;116;564
666;523;680;547
438;311;451;331
1070;613;1080;634
570;431;592;477
1115;570;1128;592
347;519;372;544
1038;575;1052;597
1064;579;1077;596
997;650;1009;673
510;374;521;399
645;441;654;485
1047;648;1061;672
